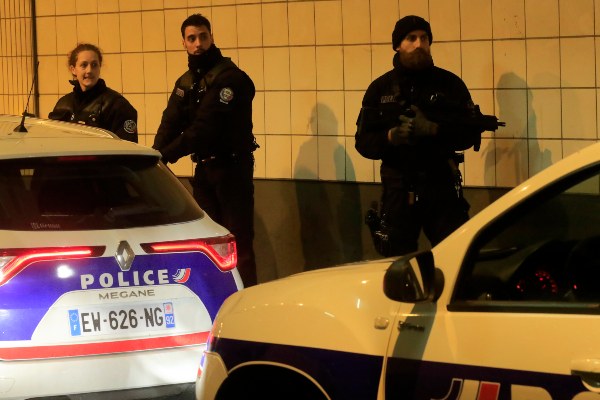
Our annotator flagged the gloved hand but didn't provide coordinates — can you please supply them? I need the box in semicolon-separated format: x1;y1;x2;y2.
388;115;413;145
158;149;179;165
410;105;438;137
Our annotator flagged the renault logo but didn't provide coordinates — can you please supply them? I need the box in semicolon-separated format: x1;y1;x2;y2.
115;241;135;271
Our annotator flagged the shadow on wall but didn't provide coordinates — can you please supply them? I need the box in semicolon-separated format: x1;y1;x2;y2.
293;103;364;271
489;72;552;192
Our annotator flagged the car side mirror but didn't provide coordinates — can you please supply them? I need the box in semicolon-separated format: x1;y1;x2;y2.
383;250;444;303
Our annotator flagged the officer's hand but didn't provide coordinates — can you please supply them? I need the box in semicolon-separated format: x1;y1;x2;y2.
158;150;178;165
155;150;167;164
388;116;413;145
411;105;438;137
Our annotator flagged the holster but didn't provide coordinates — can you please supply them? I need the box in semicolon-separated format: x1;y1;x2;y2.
365;204;396;257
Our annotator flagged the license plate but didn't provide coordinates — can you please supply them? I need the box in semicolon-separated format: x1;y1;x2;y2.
68;302;176;336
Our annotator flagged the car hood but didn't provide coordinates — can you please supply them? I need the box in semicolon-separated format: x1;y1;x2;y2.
212;257;402;355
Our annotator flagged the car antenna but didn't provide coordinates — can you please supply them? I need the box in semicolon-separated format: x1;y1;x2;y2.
13;61;39;133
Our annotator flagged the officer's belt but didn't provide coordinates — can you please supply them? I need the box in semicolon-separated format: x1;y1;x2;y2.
194;152;253;165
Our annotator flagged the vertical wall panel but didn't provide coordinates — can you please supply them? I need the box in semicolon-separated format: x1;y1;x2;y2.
0;0;36;116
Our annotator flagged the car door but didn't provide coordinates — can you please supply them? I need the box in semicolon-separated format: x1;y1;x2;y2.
384;163;600;399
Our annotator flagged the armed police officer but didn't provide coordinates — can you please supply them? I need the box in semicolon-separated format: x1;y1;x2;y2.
153;14;258;286
356;15;487;256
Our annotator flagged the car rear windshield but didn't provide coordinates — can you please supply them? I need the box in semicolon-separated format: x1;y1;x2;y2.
0;155;203;230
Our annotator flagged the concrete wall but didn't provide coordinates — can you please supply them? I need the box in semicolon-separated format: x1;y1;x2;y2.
183;178;509;284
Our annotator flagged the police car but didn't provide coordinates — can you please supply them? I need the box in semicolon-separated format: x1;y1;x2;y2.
197;141;600;400
0;114;242;399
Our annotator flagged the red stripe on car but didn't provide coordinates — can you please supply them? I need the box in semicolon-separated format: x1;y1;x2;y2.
0;332;209;360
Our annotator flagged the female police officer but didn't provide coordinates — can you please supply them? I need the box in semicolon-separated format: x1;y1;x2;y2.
49;43;138;143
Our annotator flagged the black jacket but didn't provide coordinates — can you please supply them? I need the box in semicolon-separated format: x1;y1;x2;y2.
355;55;482;177
49;79;138;143
154;46;256;164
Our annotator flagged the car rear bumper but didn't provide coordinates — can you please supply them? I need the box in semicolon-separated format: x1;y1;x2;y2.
25;382;195;400
0;344;203;399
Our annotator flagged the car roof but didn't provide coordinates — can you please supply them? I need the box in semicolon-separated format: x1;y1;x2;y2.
0;114;159;159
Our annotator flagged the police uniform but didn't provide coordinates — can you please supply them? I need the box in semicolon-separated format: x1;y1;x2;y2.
356;17;483;256
49;79;138;143
153;44;258;287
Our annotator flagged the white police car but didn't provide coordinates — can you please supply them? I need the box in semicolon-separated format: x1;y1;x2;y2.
197;141;600;399
0;114;242;399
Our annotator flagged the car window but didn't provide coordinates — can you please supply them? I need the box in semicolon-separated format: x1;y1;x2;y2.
0;156;203;230
451;164;600;312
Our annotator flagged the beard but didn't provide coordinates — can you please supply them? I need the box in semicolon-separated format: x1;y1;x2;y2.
188;44;220;73
398;48;433;70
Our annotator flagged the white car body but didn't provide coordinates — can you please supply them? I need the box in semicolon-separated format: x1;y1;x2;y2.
197;141;600;399
0;115;243;399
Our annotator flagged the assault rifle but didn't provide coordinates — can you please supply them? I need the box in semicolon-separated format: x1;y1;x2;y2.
358;97;505;152
419;103;505;131
399;102;505;151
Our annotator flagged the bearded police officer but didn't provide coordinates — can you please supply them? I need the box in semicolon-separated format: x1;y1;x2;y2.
356;15;484;256
153;14;258;286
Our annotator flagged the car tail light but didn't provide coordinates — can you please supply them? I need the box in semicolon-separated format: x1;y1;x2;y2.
0;246;105;286
140;234;237;272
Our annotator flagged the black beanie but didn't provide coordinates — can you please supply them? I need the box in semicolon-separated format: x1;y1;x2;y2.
392;15;433;49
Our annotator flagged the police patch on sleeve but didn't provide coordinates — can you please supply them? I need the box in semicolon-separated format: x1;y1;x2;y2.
124;120;137;134
176;88;185;97
219;87;234;104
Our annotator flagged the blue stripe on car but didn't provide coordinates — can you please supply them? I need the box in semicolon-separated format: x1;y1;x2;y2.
211;338;592;400
211;337;383;399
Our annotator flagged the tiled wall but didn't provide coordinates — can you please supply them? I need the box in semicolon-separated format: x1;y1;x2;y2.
0;1;34;115
8;0;600;187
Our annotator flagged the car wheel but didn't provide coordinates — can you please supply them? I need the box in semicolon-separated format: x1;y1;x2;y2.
215;365;328;400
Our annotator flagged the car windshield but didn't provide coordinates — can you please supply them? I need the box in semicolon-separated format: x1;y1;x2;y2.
0;155;203;230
